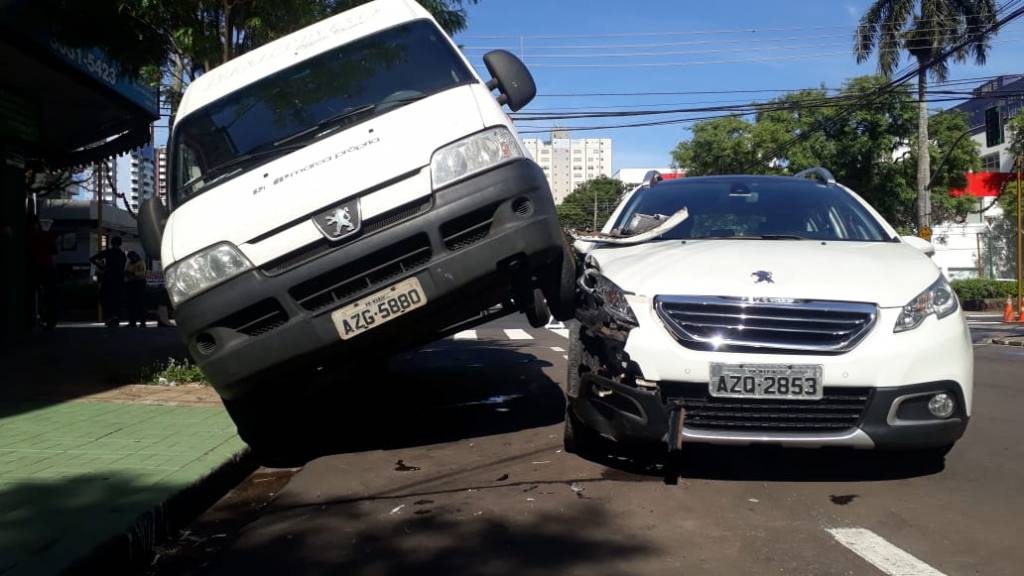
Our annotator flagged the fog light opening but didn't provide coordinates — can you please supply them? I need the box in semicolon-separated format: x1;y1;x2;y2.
927;393;955;419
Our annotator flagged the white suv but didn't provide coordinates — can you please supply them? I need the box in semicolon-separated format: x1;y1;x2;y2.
566;169;972;459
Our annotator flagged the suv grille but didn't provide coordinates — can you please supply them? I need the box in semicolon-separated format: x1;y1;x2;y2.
655;296;876;354
289;234;432;312
663;383;871;432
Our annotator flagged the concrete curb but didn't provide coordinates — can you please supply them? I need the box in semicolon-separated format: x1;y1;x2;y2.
63;448;257;575
992;337;1024;346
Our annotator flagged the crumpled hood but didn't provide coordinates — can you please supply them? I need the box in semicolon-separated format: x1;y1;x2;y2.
589;239;942;308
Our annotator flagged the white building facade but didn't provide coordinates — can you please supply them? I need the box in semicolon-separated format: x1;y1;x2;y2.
129;144;156;213
931;75;1022;279
154;146;168;204
522;130;612;204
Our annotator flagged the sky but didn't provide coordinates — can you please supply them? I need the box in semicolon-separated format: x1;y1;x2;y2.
451;0;1024;172
140;0;1024;191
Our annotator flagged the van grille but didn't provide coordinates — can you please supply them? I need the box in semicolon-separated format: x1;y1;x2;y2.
440;202;499;251
216;299;288;337
663;383;871;432
289;234;432;312
655;296;876;354
261;199;431;275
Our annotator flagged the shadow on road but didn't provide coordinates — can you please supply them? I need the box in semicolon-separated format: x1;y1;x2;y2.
207;498;653;576
253;344;566;464
584;442;945;483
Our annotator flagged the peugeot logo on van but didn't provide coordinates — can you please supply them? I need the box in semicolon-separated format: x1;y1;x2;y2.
313;198;361;241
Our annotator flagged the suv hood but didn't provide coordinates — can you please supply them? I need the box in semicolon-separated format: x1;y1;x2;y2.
164;84;486;264
590;239;941;308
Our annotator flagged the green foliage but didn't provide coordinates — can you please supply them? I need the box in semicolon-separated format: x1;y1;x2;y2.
556;176;628;230
144;357;208;385
950;278;1018;301
25;0;479;115
1008;109;1024;160
853;0;997;82
668;75;982;230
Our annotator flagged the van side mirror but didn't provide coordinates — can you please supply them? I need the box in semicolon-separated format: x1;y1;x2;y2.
139;196;169;260
901;235;935;257
482;50;536;112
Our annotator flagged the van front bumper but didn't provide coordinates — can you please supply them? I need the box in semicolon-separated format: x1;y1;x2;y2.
174;159;562;400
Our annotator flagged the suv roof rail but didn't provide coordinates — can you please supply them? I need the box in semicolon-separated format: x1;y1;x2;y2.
642;170;663;187
793;167;836;186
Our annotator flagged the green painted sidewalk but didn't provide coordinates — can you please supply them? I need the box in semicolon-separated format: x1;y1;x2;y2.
0;401;244;576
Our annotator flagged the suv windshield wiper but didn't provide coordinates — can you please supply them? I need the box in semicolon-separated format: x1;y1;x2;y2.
697;234;807;240
273;103;377;147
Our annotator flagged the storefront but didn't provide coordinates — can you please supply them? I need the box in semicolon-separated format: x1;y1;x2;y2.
0;1;158;342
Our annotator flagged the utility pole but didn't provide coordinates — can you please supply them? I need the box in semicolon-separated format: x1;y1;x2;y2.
1016;155;1022;319
96;162;105;322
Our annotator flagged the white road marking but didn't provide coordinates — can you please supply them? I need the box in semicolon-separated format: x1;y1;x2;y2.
968;321;1010;325
826;528;946;576
545;318;565;329
504;329;534;340
453;330;477;340
562;355;568;360
549;328;569;339
550;346;565;352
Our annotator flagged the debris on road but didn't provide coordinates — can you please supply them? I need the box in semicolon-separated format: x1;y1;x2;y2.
389;504;406;515
394;459;421;472
569;482;586;498
495;473;509;482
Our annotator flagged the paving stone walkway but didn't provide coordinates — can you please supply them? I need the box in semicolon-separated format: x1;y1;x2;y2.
0;326;245;575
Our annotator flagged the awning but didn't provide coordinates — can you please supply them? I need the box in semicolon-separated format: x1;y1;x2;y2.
949;172;1016;197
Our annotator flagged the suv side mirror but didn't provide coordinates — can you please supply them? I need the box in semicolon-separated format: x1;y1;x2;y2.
901;235;935;257
139;196;169;260
483;50;536;112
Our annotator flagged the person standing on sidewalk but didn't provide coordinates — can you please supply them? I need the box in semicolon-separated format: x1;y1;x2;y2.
90;236;126;327
125;250;147;327
28;214;58;330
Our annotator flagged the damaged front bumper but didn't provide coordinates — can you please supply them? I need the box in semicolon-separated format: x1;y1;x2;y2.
567;321;969;451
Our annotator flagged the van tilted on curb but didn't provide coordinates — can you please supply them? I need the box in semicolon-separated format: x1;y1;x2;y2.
139;0;574;461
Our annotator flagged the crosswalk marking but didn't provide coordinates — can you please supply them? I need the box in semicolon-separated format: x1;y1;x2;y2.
453;330;477;340
550;346;565;352
549;328;569;339
827;528;946;576
503;329;534;340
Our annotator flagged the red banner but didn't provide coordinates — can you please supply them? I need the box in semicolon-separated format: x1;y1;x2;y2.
949;172;1015;197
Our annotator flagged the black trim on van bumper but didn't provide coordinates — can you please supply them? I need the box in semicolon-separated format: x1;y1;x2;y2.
174;159;562;400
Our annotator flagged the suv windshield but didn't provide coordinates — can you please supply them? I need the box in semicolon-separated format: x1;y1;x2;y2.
612;177;891;242
170;19;474;206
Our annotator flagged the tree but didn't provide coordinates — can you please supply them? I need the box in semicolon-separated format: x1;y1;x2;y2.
853;0;997;232
668;75;981;231
671;117;760;176
556;177;628;231
28;0;480;117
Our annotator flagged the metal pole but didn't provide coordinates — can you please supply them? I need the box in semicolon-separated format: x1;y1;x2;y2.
1016;156;1022;319
593;187;597;231
976;226;983;278
96;163;105;322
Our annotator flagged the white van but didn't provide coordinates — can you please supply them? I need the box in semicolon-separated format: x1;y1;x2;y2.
139;0;573;460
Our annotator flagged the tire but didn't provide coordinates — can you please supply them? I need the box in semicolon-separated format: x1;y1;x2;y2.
523;287;551;328
223;392;317;468
544;237;578;321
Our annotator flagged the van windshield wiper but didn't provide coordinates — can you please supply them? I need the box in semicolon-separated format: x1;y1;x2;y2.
180;143;307;195
273;104;377;147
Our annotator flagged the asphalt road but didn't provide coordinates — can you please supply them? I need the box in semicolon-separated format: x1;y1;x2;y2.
158;315;1024;576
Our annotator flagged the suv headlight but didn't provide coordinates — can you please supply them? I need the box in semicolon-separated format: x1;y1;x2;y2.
894;275;958;333
430;126;522;189
580;270;638;326
165;243;252;306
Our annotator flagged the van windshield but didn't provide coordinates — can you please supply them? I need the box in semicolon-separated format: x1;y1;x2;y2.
170;19;474;206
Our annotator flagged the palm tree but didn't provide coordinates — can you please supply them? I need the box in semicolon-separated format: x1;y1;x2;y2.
854;0;997;232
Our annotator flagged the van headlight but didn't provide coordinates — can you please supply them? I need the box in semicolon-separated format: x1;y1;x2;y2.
894;275;958;333
165;243;252;306
430;126;522;189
